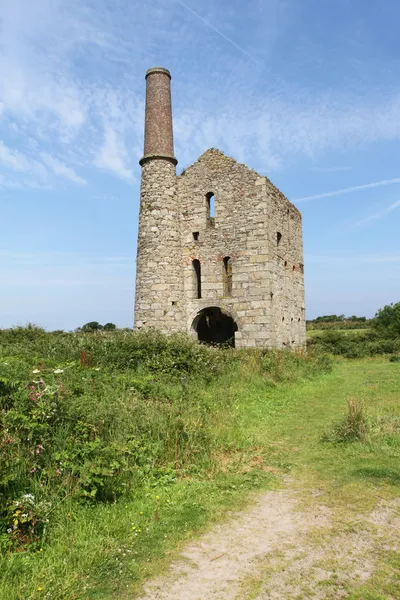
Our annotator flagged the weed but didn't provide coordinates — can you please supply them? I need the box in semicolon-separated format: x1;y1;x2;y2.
323;398;369;442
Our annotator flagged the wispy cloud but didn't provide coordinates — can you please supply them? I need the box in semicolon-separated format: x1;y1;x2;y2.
0;141;47;178
94;126;134;181
2;0;400;189
354;199;400;228
309;166;353;173
296;178;400;203
174;0;281;79
40;153;86;185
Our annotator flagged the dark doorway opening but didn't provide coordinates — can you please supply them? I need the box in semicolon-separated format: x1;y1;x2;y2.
193;307;238;347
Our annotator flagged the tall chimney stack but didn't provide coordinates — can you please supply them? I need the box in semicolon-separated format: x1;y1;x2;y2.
140;67;177;165
134;67;183;333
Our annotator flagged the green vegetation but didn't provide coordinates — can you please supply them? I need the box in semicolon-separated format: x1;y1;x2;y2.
307;314;371;331
374;301;400;336
78;321;117;332
307;329;400;358
0;328;330;598
0;326;399;599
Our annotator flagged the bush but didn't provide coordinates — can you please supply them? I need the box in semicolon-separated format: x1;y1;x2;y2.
308;329;400;358
374;302;400;336
323;398;368;442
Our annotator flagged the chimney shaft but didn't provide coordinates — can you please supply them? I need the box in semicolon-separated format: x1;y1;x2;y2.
140;67;177;166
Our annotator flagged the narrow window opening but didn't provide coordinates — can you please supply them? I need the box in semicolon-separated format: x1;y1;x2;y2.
282;316;285;322
172;301;177;306
277;231;282;245
223;256;233;297
284;260;287;267
292;265;296;271
193;231;199;241
206;192;215;227
299;263;304;274
192;259;201;299
298;317;301;322
270;292;274;300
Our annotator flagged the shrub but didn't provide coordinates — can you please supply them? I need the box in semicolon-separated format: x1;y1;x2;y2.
374;302;400;336
307;329;400;358
323;398;368;442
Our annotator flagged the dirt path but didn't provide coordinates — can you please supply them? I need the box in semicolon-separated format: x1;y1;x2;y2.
138;482;400;600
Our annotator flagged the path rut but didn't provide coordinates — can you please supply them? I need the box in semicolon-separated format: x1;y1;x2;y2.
137;484;400;600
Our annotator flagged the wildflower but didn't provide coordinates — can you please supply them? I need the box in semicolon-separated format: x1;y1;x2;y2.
7;528;12;534
23;494;35;503
32;369;40;374
54;369;64;374
37;586;43;590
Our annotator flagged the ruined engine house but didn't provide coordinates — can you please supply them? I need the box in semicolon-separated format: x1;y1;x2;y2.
134;67;306;348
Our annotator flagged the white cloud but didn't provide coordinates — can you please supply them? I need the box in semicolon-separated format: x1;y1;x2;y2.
94;126;134;181
1;0;400;189
40;153;86;185
0;140;47;177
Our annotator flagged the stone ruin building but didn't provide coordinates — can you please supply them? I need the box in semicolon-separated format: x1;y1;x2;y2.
134;67;306;348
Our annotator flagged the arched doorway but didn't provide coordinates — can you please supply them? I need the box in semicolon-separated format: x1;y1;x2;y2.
192;307;238;347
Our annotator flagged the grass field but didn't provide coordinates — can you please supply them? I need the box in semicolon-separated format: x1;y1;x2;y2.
1;341;399;599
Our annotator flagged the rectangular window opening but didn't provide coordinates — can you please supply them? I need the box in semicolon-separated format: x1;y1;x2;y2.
193;231;199;241
206;192;215;227
223;256;233;297
192;259;202;299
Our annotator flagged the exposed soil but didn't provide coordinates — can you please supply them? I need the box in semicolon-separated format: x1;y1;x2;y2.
137;484;400;600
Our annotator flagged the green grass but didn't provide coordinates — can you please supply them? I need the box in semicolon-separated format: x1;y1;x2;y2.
1;339;399;598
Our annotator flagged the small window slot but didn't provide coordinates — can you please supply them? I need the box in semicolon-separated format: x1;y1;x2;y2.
223;256;233;297
206;192;215;227
192;259;202;299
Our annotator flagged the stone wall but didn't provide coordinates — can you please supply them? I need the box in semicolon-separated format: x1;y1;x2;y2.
175;148;306;348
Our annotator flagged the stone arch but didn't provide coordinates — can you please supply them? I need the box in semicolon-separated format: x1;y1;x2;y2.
190;306;238;347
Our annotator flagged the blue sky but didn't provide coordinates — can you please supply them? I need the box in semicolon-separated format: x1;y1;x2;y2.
1;0;399;330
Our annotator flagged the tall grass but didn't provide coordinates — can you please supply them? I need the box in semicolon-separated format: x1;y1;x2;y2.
323;398;368;442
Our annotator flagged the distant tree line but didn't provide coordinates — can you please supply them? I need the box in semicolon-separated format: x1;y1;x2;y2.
76;321;117;332
307;314;370;330
308;314;367;324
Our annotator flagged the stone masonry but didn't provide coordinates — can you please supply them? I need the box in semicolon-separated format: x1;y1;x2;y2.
134;67;306;348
